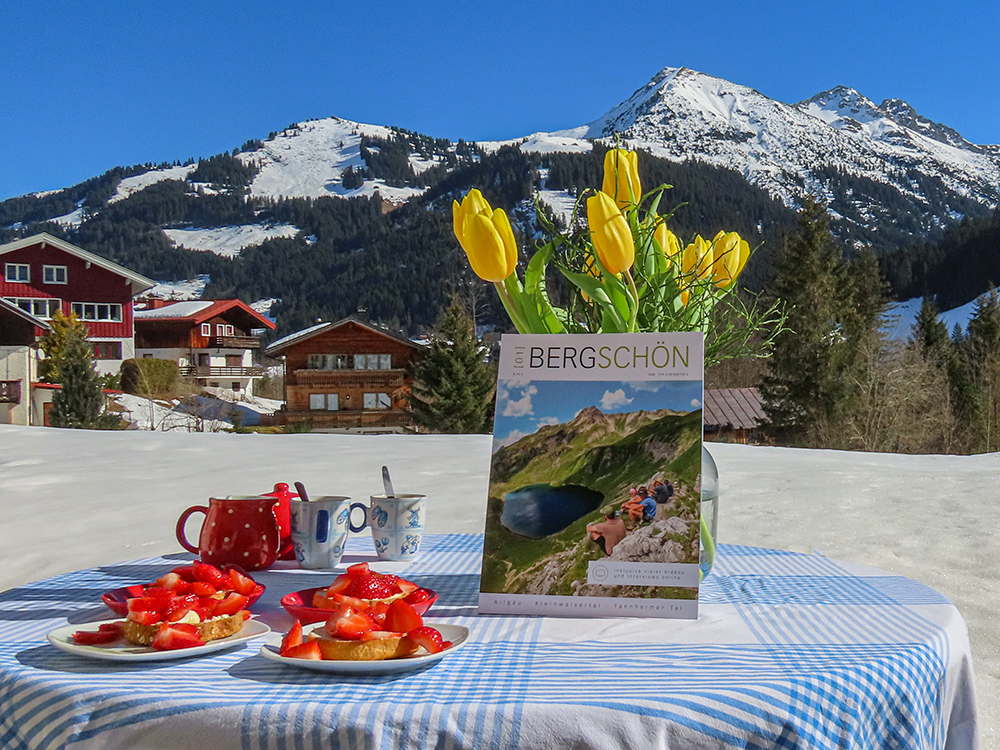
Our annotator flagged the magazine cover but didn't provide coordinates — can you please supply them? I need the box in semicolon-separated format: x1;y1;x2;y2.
479;332;704;619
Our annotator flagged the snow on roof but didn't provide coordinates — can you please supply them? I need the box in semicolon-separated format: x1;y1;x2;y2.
134;301;214;319
265;321;331;353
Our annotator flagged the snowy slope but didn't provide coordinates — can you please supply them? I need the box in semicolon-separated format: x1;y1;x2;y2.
163;223;300;258
885;293;993;340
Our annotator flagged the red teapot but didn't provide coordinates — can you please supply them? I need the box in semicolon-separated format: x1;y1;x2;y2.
176;495;281;571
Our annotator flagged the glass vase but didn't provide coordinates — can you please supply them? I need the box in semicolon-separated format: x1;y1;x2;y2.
700;445;719;581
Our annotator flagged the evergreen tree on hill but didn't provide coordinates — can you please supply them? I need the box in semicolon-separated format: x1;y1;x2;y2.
409;300;496;434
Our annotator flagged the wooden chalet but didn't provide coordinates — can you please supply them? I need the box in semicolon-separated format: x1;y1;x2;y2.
0;233;154;376
703;387;767;444
133;299;276;396
264;317;426;432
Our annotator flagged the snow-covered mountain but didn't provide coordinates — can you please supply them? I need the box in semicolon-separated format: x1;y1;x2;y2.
503;67;998;235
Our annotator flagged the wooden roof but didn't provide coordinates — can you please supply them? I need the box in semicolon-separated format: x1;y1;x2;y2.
703;387;765;431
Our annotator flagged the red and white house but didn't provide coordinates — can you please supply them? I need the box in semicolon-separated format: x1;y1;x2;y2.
0;233;154;376
133;299;276;396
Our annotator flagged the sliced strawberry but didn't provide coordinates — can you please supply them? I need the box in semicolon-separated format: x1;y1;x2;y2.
162;594;199;619
397;579;419;596
407;626;444;654
237;609;252;622
127;597;166;616
332;594;370;611
404;588;432;605
251;583;265;598
189;581;218;597
359;630;399;642
155;572;191;593
228;569;257;596
198;596;220;615
192;562;229;588
326;574;354;596
346;562;370;578
73;621;124;645
383;599;422;634
283;641;322;660
127;609;163;626
214;592;250;617
171;565;197;582
142;586;174;600
151;623;205;650
279;619;303;656
335;612;376;640
166;608;196;623
351;575;400;600
368;600;390;627
192;605;214;621
442;641;453;649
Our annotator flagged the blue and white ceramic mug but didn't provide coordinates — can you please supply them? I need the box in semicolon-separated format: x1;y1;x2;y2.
368;494;426;562
289;496;367;569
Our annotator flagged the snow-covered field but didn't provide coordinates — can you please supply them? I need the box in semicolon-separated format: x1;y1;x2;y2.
0;426;993;743
162;224;300;258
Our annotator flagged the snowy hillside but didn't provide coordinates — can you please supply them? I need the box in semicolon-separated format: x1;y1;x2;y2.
163;223;300;257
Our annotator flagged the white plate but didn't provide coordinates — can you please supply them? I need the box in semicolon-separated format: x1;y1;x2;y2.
47;618;271;662
259;622;470;674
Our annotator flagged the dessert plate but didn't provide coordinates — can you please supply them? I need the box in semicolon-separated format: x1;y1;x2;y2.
280;587;437;624
259;622;469;674
47;618;271;662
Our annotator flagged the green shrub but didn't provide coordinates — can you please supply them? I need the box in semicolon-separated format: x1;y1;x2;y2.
121;358;180;397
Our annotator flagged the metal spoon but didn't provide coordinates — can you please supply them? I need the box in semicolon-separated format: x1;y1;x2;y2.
381;466;395;498
294;481;310;502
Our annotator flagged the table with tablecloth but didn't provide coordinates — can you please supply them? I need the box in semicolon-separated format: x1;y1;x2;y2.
0;534;979;749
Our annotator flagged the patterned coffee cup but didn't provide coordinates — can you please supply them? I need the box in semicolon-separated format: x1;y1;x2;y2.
367;494;426;562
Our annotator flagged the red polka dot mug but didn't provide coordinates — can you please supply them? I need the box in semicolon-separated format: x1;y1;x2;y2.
176;495;281;571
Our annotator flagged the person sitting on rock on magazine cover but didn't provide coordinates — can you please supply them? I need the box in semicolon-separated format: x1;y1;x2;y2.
586;507;627;556
622;486;658;527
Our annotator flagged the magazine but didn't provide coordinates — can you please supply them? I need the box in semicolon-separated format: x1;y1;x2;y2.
479;332;704;619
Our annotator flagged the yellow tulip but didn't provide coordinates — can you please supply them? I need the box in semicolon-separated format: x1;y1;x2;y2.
653;221;681;258
587;191;635;275
712;232;743;288
602;148;641;210
452;189;518;282
682;235;713;281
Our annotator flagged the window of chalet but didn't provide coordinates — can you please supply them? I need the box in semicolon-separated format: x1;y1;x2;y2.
216;324;226;337
309;393;339;410
225;354;242;367
200;323;211;336
353;354;392;370
363;392;391;409
93;341;122;359
5;297;60;319
308;354;351;370
71;302;122;322
42;265;67;284
4;264;29;283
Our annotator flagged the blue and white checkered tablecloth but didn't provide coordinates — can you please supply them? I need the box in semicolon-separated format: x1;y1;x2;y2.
0;535;978;750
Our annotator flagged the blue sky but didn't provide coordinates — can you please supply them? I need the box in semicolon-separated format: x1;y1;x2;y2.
2;1;998;200
493;379;702;451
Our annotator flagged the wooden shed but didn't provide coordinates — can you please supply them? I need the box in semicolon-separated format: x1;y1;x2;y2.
703;387;767;444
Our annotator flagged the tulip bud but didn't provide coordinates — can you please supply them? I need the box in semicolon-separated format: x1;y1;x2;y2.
602;149;642;210
653;221;681;258
452;189;518;282
682;235;713;281
587;191;635;275
711;231;743;287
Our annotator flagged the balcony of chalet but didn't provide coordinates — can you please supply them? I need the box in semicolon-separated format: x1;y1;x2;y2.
261;409;414;430
209;335;260;349
291;368;408;389
0;380;21;404
179;365;266;378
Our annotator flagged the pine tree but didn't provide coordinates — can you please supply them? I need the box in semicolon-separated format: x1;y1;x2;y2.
409;300;496;434
957;290;1000;452
760;197;853;445
41;311;120;429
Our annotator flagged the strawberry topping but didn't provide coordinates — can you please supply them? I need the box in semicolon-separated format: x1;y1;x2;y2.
406;626;445;654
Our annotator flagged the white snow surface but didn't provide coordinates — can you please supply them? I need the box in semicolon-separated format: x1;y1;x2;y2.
200;386;283;415
133;300;213;319
162;224;300;258
107;165;195;204
109;393;231;432
144;275;209;300
250;298;280;320
0;428;994;743
239;118;427;203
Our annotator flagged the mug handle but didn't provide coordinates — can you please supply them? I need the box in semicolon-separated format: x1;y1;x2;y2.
176;506;208;554
348;502;368;534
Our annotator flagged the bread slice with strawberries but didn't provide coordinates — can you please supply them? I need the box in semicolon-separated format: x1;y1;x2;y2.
123;611;247;646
